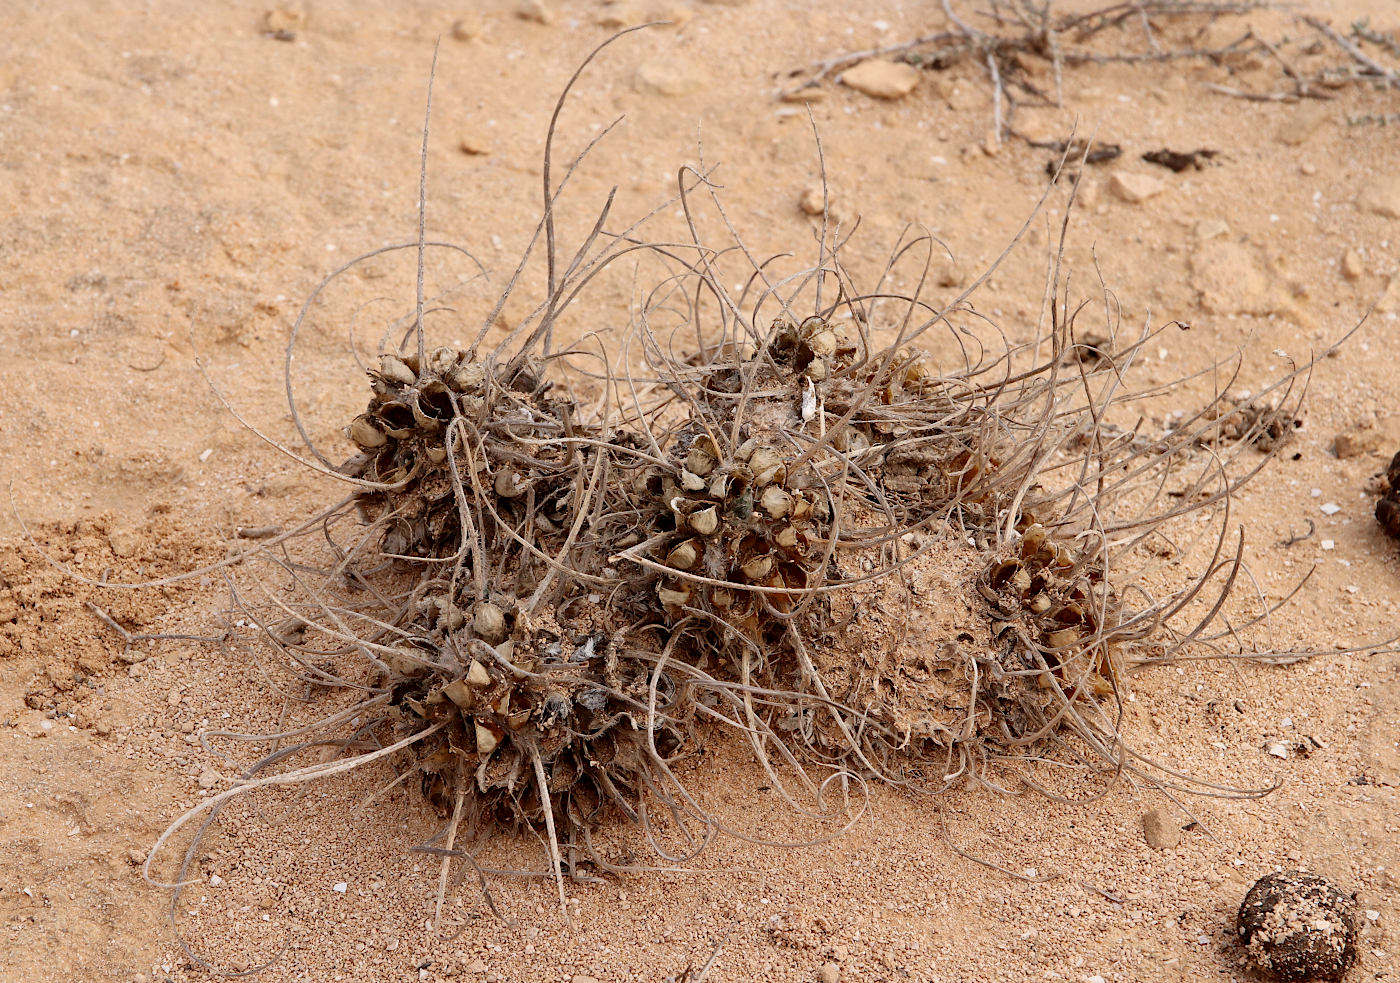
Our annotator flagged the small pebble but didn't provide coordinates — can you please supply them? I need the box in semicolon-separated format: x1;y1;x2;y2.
1142;808;1182;849
515;0;553;24
840;59;920;99
332;881;348;893
450;14;483;40
1110;171;1167;204
799;186;827;216
1340;248;1364;282
818;962;841;983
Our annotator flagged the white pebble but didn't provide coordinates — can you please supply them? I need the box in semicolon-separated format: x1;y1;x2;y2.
1310;488;1323;497
1268;743;1289;759
332;881;348;893
1320;502;1341;515
1321;539;1335;550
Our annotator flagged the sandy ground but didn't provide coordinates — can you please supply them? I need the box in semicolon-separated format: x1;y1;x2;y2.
3;1;1400;981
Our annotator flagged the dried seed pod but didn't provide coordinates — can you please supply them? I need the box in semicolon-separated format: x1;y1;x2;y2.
742;555;773;580
775;526;799;549
1021;524;1047;557
474;720;501;755
494;469;527;499
473;602;508;644
760;485;793;518
735;437;758;462
679;469;706;492
374;402;417;439
708;472;729;499
410;380;454;431
453;362;486;392
807;329;838;358
428;346;460;376
657;584;691;612
378;353;417;386
1045;627;1081;650
442;678;475;707
804;357;828;382
348;414;388;450
1028;593;1052;614
749;448;785;487
667;539;701;571
507;709;532;731
686;443;717;477
425;444;447;464
465;659;491;688
689;506;720;536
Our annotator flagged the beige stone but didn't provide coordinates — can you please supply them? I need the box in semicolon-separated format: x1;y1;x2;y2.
1109;171;1166;204
634;56;708;97
1142;809;1181;849
1276;103;1330;146
1334;424;1381;459
1359;177;1400;219
840;59;920;100
1341;248;1364;281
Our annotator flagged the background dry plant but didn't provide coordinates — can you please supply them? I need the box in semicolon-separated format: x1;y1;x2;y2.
783;0;1400;141
80;28;1361;969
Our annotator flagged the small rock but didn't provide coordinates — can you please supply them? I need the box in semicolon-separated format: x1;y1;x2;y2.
1341;248;1364;281
634;56;708;97
515;0;553;24
1195;218;1230;242
458;132;491;156
167;687;182;707
818;963;841;983
571;977;602;983
1238;870;1357;982
208;873;225;887
1335;424;1381;459
463;959;488;974
781;87;828;103
1359;177;1400;219
704;0;751;5
1109;171;1166;204
198;769;220;790
1276;104;1330;146
840;59;920;100
799;186;828;216
595;1;642;28
1142;809;1182;849
332;881;348;893
1377;275;1400;314
1268;742;1289;759
450;14;483;40
107;523;142;558
263;8;306;34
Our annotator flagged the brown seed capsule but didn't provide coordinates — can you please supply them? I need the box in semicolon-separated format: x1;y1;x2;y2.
667;539;700;571
749;448;785;487
442;679;475;707
453;362;486;392
1021;524;1047;557
378;353;417;386
466;660;491;688
1045;627;1081;650
679;469;706;492
473;602;508;644
507;709;532;731
804;357;828;381
807;329;838;358
686;444;717;477
657;585;690;611
428;346;460;377
760;485;793;518
494;469;527;499
1028;593;1052;614
775;526;799;549
689;506;720;536
474;720;501;755
348;414;388;450
735;437;758;462
708;473;729;499
742;555;773;581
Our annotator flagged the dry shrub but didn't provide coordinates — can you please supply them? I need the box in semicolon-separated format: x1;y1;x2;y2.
131;36;1331;957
